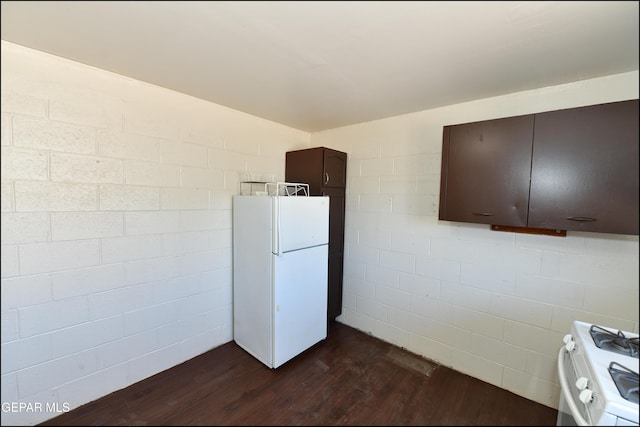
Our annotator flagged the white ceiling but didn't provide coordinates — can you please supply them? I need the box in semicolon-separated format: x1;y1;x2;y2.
1;1;638;132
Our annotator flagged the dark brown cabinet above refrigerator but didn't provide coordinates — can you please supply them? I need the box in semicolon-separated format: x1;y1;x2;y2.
286;147;347;321
287;147;347;192
439;99;639;236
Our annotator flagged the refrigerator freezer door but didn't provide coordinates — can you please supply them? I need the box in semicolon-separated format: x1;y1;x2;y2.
274;196;329;254
272;244;328;368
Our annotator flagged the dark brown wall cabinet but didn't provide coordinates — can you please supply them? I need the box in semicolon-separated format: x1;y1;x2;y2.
439;99;639;235
286;147;347;320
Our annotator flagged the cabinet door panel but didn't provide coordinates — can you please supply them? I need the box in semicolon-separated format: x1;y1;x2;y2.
529;100;639;234
327;252;344;321
323;149;347;188
285;148;324;194
323;188;345;254
440;115;534;227
323;187;345;320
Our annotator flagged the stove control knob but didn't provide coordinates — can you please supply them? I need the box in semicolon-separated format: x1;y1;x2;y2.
576;377;589;390
579;389;593;404
563;335;576;351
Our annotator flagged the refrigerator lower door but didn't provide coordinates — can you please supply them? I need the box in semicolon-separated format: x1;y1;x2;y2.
272;244;328;368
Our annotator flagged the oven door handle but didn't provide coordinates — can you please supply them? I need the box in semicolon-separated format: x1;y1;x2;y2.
557;346;591;426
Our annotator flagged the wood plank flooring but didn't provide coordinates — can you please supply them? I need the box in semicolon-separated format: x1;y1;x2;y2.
40;322;558;426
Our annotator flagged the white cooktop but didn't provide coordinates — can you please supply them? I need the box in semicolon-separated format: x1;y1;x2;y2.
571;320;639;424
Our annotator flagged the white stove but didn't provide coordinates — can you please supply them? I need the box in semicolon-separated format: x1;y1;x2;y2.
557;320;639;426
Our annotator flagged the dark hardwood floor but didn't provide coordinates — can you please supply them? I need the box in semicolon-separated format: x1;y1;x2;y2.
40;322;558;426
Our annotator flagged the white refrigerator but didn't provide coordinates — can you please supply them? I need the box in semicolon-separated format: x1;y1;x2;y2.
232;194;329;368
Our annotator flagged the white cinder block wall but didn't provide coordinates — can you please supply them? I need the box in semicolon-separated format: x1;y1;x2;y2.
311;71;639;409
0;41;310;426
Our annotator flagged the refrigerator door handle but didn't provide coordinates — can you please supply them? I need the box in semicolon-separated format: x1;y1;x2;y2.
272;196;280;255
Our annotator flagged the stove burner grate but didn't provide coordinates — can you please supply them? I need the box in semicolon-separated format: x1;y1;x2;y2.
608;362;639;404
590;325;639;358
